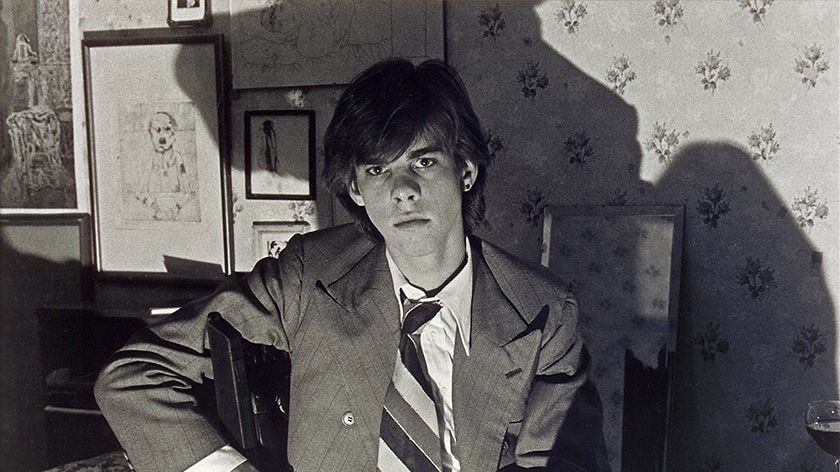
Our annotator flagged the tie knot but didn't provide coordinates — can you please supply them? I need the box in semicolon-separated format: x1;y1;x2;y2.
401;295;441;335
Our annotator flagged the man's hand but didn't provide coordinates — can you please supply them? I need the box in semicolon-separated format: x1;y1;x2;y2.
233;461;261;472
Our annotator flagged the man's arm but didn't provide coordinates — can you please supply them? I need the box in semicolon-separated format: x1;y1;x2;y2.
513;293;611;471
94;236;305;472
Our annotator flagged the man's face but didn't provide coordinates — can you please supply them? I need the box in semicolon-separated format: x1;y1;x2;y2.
148;113;176;153
349;136;477;260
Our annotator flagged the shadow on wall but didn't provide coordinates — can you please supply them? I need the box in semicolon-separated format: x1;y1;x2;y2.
172;31;334;238
448;1;836;470
0;228;215;471
0;235;83;471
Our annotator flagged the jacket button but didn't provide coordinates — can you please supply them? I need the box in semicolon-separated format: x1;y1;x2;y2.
341;411;355;426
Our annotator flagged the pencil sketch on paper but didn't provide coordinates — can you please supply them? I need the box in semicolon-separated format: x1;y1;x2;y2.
230;0;444;88
118;102;200;222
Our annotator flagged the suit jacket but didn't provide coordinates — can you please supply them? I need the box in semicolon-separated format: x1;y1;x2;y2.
95;224;609;472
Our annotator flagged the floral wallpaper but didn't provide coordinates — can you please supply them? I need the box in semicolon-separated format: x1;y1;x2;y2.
72;1;839;470
448;1;838;470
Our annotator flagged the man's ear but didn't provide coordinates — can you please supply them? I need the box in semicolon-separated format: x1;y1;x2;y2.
348;180;365;207
462;160;478;192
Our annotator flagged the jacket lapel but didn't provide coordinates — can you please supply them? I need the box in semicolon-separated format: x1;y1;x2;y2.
453;240;545;472
318;236;400;380
316;241;401;454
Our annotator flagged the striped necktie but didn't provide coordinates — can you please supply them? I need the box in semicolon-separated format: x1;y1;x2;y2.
377;293;444;472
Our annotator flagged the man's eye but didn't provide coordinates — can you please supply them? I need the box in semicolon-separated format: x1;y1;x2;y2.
365;166;385;176
413;158;436;169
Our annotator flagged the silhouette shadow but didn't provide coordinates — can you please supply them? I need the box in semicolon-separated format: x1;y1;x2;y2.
172;28;334;273
447;1;836;470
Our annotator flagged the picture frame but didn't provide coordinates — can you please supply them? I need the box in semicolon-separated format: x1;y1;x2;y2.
251;221;310;264
168;0;211;27
0;214;93;299
244;110;316;200
82;32;231;281
0;0;79;213
541;205;684;472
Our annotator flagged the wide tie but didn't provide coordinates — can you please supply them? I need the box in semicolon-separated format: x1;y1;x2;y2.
377;293;444;472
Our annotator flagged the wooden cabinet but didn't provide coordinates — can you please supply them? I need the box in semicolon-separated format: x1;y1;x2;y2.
38;305;153;468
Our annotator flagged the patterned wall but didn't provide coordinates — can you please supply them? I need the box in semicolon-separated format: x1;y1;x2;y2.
447;1;839;470
75;1;839;470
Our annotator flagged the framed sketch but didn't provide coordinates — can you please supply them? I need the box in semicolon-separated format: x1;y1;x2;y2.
168;0;211;27
244;110;316;200
82;33;231;280
541;205;684;472
229;0;444;88
252;221;310;263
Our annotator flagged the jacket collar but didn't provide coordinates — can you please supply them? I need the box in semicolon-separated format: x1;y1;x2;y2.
477;237;554;328
317;229;546;347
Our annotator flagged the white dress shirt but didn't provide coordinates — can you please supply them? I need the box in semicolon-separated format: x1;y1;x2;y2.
185;241;474;472
385;240;473;472
183;444;246;472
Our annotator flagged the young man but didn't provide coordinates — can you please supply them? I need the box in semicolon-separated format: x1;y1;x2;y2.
95;59;609;472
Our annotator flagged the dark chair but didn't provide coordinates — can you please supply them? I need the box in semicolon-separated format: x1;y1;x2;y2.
206;313;292;472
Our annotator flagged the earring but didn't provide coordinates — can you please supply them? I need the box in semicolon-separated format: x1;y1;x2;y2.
464;183;471;191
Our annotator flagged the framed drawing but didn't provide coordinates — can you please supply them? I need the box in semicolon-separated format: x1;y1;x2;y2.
82;33;231;280
168;0;211;27
541;205;684;472
252;221;310;264
244;110;316;200
229;0;445;88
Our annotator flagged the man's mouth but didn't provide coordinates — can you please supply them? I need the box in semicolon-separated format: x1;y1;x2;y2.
393;217;430;228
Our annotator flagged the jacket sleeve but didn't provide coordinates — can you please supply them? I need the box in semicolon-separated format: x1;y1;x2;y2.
512;292;611;472
93;235;306;472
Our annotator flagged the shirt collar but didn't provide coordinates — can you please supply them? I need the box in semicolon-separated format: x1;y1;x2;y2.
385;238;473;354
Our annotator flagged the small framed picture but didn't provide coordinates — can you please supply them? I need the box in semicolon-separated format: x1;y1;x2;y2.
244;110;316;200
252;221;310;263
168;0;211;27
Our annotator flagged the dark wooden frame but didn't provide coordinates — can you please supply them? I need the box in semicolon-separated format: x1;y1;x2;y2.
244;110;316;201
81;31;231;282
167;0;212;28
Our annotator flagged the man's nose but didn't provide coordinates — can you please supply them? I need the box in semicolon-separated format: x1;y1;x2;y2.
390;172;420;203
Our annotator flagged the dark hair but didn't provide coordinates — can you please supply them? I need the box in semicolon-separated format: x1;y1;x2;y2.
323;58;491;240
